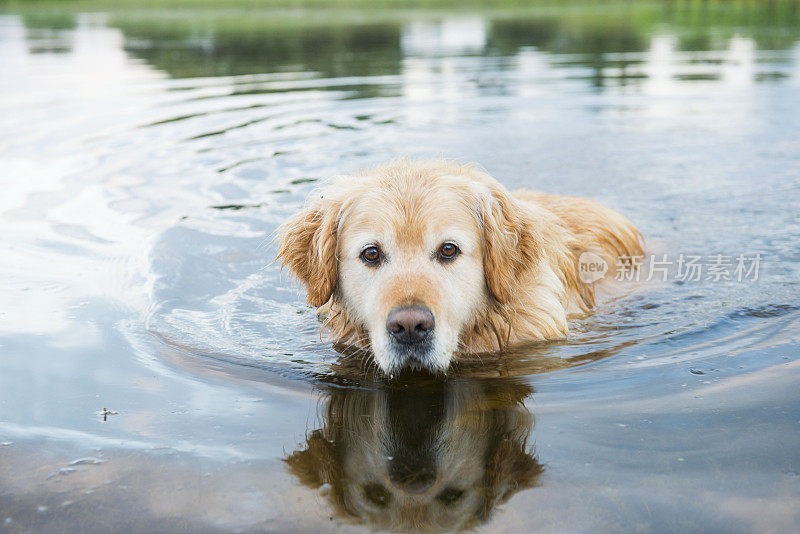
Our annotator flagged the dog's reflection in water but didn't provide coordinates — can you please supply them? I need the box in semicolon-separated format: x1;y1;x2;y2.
285;377;543;531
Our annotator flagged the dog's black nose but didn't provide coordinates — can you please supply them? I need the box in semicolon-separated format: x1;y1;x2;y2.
386;306;434;344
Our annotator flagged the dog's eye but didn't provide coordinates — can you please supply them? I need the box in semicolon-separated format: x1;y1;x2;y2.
363;483;390;507
360;246;382;265
437;242;460;262
436;487;464;505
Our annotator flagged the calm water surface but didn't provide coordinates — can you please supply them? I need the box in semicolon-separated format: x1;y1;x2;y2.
1;3;799;532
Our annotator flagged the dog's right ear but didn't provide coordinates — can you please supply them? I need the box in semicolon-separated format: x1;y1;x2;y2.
276;194;340;307
284;429;339;488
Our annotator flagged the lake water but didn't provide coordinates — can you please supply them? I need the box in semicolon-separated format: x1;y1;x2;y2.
1;3;799;532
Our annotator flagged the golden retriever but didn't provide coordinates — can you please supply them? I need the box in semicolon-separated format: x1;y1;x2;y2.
277;159;643;375
285;378;542;531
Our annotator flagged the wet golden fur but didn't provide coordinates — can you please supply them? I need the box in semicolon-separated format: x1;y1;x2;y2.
277;159;643;373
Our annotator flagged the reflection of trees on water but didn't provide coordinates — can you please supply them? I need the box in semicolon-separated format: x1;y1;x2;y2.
119;21;404;79
102;3;799;85
285;377;542;531
21;12;77;55
16;3;800;89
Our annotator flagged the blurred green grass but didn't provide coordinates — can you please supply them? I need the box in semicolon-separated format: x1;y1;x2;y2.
1;0;579;11
4;0;798;14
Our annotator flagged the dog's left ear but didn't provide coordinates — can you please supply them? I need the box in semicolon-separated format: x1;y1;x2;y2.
478;434;544;522
478;183;539;305
276;194;341;307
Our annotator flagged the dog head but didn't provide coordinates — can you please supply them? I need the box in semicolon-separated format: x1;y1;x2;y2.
277;160;538;375
284;378;542;531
